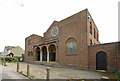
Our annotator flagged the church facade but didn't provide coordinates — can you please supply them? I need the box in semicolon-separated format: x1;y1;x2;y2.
24;9;120;72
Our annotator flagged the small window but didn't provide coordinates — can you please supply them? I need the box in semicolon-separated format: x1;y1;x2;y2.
90;22;92;34
28;51;33;56
28;39;32;45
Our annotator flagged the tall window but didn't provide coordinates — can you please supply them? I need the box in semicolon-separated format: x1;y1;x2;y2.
66;37;76;55
97;33;98;41
90;22;92;34
94;28;96;38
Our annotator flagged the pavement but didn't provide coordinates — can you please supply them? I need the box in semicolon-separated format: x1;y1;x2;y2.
5;62;104;79
0;64;26;80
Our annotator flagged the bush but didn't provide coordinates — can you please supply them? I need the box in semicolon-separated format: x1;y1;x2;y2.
1;56;5;61
29;75;35;79
5;56;13;61
17;57;21;61
3;56;21;62
111;70;120;81
20;70;23;74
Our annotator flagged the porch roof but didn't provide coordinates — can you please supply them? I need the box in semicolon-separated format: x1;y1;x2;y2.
34;38;59;47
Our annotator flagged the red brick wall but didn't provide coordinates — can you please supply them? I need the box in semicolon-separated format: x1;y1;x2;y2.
44;21;59;40
24;9;119;72
118;57;120;75
118;43;120;75
24;34;43;62
56;9;89;67
24;9;99;68
88;42;118;71
87;11;100;45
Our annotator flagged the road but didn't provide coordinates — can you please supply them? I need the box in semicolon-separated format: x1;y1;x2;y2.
0;64;25;80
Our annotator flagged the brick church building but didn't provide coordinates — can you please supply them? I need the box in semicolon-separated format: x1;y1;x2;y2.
24;9;120;73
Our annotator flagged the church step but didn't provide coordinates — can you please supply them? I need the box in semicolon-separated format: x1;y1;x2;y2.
33;61;62;67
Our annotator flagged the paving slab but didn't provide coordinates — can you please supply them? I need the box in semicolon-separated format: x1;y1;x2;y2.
6;62;103;79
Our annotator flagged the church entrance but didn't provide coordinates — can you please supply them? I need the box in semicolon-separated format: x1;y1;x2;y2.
96;51;107;70
36;47;40;61
49;44;56;61
42;46;47;61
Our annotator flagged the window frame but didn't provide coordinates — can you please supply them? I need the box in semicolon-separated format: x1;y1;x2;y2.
94;28;96;39
90;22;92;34
65;38;77;55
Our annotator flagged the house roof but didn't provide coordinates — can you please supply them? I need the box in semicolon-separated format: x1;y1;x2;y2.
5;46;15;51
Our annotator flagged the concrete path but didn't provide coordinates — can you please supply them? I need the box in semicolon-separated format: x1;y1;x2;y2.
6;62;103;79
0;64;25;80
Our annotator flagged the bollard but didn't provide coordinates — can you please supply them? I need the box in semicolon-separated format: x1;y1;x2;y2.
27;64;30;77
17;63;19;72
4;61;7;66
46;67;50;81
2;61;4;65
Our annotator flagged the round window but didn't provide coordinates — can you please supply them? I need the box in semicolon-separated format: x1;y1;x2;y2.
51;27;58;36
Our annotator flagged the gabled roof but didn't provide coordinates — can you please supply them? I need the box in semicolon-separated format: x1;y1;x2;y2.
25;34;43;40
59;8;88;23
44;9;88;33
44;20;59;34
5;46;15;51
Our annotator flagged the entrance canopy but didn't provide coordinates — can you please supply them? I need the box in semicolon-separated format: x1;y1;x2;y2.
34;38;58;62
34;38;58;47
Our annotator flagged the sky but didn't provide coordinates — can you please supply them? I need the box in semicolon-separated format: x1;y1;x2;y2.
0;0;119;52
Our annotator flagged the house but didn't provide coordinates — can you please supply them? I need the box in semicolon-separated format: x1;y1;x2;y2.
2;46;15;57
0;52;2;56
10;46;24;57
2;46;24;57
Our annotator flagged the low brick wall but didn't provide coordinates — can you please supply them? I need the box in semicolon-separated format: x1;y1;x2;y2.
88;42;118;71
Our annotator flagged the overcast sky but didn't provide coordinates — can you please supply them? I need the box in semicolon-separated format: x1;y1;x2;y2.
0;0;119;51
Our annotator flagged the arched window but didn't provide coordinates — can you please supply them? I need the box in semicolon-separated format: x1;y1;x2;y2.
90;22;92;34
66;37;76;55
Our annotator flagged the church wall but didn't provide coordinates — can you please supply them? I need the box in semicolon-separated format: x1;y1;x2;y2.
118;57;120;75
44;21;59;40
118;43;120;75
87;11;100;45
24;9;119;73
88;42;118;71
24;34;43;62
56;9;89;68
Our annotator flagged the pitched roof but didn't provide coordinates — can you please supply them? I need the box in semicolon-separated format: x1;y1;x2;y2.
5;46;15;51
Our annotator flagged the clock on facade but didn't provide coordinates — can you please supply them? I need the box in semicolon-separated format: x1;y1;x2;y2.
51;27;58;36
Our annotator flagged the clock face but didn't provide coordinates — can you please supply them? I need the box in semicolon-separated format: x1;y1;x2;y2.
51;27;58;36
